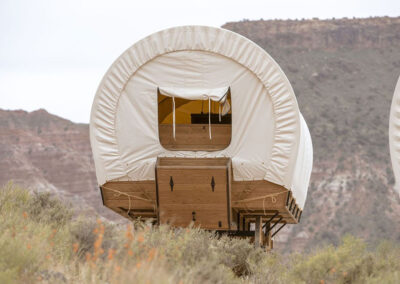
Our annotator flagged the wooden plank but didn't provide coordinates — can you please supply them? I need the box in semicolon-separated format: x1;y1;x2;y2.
102;189;156;200
109;206;157;220
104;181;155;185
159;124;231;151
160;130;230;144
159;204;229;229
104;199;156;209
160;124;231;137
241;209;298;225
158;184;227;204
101;181;156;212
292;204;298;215
232;180;286;203
158;157;231;167
157;169;227;185
241;213;295;222
102;181;155;196
231;180;300;224
163;144;229;150
298;210;303;222
226;159;233;229
102;192;156;201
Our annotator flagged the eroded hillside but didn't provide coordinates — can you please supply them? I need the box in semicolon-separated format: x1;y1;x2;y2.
223;17;400;250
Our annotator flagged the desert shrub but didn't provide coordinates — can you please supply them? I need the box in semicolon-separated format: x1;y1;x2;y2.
0;183;73;282
69;217;118;260
26;191;72;227
1;183;400;284
245;251;286;284
0;182;30;213
288;236;400;284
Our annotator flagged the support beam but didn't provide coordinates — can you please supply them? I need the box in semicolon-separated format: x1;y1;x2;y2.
286;191;291;206
254;216;263;247
215;231;254;237
264;221;273;251
289;198;294;211
262;211;279;229
271;222;287;238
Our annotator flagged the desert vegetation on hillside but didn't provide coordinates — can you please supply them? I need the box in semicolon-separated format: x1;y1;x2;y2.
1;182;399;284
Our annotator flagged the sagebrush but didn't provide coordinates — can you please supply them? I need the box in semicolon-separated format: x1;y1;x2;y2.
0;182;399;283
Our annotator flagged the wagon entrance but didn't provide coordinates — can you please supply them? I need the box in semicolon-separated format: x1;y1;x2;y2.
157;87;232;151
155;87;233;230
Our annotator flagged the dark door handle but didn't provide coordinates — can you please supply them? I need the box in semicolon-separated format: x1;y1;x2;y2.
169;176;174;191
211;176;215;191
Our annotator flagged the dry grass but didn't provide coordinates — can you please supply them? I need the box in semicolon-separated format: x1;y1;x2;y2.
1;182;399;283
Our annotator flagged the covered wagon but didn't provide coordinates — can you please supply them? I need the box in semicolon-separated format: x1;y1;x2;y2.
90;26;313;247
389;76;400;195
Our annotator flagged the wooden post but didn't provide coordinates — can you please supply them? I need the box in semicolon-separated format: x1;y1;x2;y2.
254;216;263;247
264;221;273;251
244;218;249;232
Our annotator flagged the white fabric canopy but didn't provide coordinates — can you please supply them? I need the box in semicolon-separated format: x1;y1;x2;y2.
389;76;400;195
90;26;313;209
159;86;229;102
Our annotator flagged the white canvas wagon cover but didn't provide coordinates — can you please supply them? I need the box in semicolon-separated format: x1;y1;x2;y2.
90;26;313;209
389;76;400;195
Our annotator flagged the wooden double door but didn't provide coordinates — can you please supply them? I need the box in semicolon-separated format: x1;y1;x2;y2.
156;157;232;230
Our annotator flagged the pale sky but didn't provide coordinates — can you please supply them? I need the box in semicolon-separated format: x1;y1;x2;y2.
1;0;399;123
